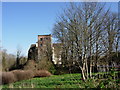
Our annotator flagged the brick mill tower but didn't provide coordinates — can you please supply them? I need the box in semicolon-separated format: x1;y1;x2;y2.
37;34;52;62
28;34;52;62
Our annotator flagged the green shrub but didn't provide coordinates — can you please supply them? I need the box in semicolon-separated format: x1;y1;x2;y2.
37;59;56;74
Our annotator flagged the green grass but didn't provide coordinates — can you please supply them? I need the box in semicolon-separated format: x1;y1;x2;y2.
2;73;82;88
2;73;120;88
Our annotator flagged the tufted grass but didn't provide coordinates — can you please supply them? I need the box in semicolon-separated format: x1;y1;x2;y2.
2;72;120;88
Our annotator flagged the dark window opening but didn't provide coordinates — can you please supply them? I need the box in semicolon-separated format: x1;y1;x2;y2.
40;44;42;47
40;38;43;41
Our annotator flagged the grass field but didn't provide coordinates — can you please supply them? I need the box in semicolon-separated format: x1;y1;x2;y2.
2;73;120;88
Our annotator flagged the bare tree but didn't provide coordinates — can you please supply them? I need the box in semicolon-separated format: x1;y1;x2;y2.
103;12;119;70
2;49;7;71
16;47;23;68
52;2;119;80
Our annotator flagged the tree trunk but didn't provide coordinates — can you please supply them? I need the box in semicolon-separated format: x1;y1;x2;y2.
90;62;92;78
81;69;86;81
85;59;89;79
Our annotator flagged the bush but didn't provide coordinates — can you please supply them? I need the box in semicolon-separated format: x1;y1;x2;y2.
54;66;70;75
2;72;16;84
1;70;52;85
23;60;37;70
34;70;52;77
37;59;56;74
11;70;34;81
48;63;56;74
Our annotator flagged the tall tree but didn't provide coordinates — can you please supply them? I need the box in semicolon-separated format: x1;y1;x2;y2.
52;2;119;80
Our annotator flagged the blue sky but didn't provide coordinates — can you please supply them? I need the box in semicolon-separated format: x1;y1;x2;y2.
2;2;118;56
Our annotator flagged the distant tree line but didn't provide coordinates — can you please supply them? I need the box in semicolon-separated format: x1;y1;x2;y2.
1;48;27;71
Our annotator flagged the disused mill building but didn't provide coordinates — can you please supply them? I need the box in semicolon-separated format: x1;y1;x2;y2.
28;34;62;64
